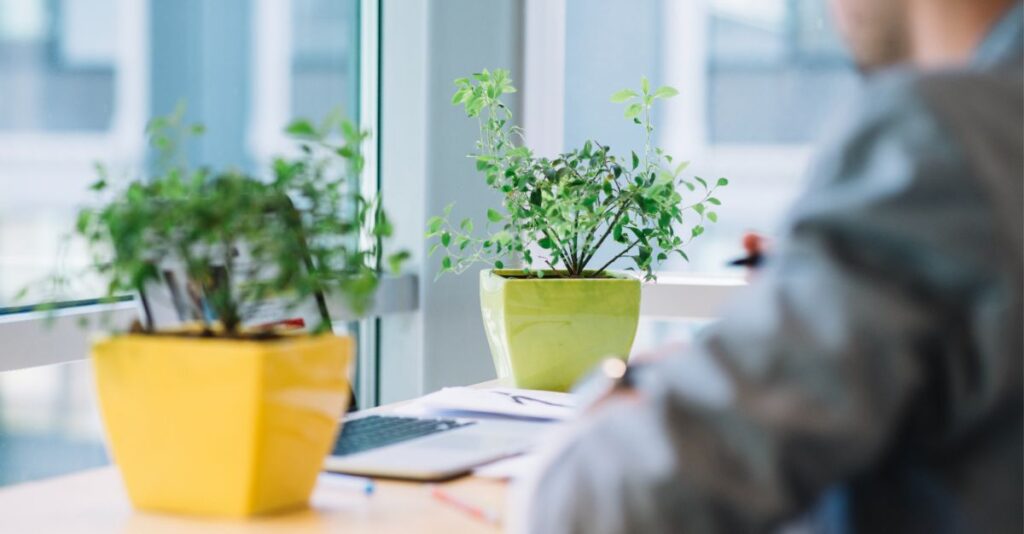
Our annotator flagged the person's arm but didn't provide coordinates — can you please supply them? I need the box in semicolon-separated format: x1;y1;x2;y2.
514;74;996;533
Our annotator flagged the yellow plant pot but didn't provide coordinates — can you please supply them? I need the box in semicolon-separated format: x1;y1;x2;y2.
92;333;351;517
480;269;641;392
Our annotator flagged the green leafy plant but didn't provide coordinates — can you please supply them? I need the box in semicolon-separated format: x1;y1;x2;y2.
425;69;726;280
71;105;407;336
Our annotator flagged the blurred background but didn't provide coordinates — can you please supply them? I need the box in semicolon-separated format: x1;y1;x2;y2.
0;0;856;487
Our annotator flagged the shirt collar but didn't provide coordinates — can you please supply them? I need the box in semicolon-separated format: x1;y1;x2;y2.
973;2;1024;67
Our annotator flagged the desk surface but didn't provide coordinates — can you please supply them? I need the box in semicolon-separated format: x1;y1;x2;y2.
0;382;510;533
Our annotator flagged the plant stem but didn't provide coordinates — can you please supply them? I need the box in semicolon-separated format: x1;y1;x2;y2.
579;200;630;270
543;229;574;274
592;237;642;278
570;210;580;273
220;240;240;334
579;194;628;259
178;246;210;331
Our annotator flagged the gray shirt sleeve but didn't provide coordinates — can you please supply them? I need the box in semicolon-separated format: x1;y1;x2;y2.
517;73;1005;534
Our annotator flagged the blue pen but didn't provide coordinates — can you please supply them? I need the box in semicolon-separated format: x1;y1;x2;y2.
321;472;376;495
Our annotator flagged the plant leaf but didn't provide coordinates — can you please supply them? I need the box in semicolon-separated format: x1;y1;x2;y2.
388;251;410;273
653;86;680;99
426;216;444;235
610;89;639;103
624;103;643;120
285;119;316;137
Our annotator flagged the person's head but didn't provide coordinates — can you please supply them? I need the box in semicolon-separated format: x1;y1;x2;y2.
829;0;910;71
829;0;1018;71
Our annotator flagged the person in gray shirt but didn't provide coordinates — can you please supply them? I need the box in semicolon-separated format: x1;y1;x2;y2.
517;0;1023;532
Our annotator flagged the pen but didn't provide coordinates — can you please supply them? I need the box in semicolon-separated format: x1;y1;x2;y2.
320;472;376;495
428;485;501;526
727;252;763;268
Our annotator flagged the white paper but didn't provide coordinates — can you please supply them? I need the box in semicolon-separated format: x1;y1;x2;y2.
394;387;578;421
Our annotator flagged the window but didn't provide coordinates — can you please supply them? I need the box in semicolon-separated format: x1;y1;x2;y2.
0;0;384;487
291;0;361;121
552;0;857;275
0;0;116;132
0;0;144;307
0;360;105;487
1;0;367;308
708;0;856;143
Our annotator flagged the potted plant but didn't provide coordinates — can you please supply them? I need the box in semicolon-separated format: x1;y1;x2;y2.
67;107;406;517
426;69;726;391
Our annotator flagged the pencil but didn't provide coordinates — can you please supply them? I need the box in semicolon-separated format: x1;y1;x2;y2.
428;485;501;526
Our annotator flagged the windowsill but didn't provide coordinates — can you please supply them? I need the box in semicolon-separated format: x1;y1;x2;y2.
641;272;746;319
647;272;746;286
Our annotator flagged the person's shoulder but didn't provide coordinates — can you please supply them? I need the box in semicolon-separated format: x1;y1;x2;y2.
815;62;1022;172
799;63;1019;215
856;65;1022;142
847;69;952;139
796;67;988;213
806;70;960;190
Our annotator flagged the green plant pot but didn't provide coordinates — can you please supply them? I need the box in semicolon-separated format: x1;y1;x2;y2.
479;269;641;392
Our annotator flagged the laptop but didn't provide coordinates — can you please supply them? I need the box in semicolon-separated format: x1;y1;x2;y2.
323;413;551;481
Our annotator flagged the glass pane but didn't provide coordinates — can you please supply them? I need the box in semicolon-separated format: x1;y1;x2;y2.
708;0;858;143
0;215;101;309
291;0;361;121
0;0;118;307
0;360;108;487
0;0;115;131
0;0;363;307
563;0;660;158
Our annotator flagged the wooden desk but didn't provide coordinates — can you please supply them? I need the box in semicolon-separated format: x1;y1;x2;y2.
0;385;511;533
0;467;507;533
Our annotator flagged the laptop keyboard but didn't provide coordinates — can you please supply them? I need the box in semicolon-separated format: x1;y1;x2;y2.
332;415;476;457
